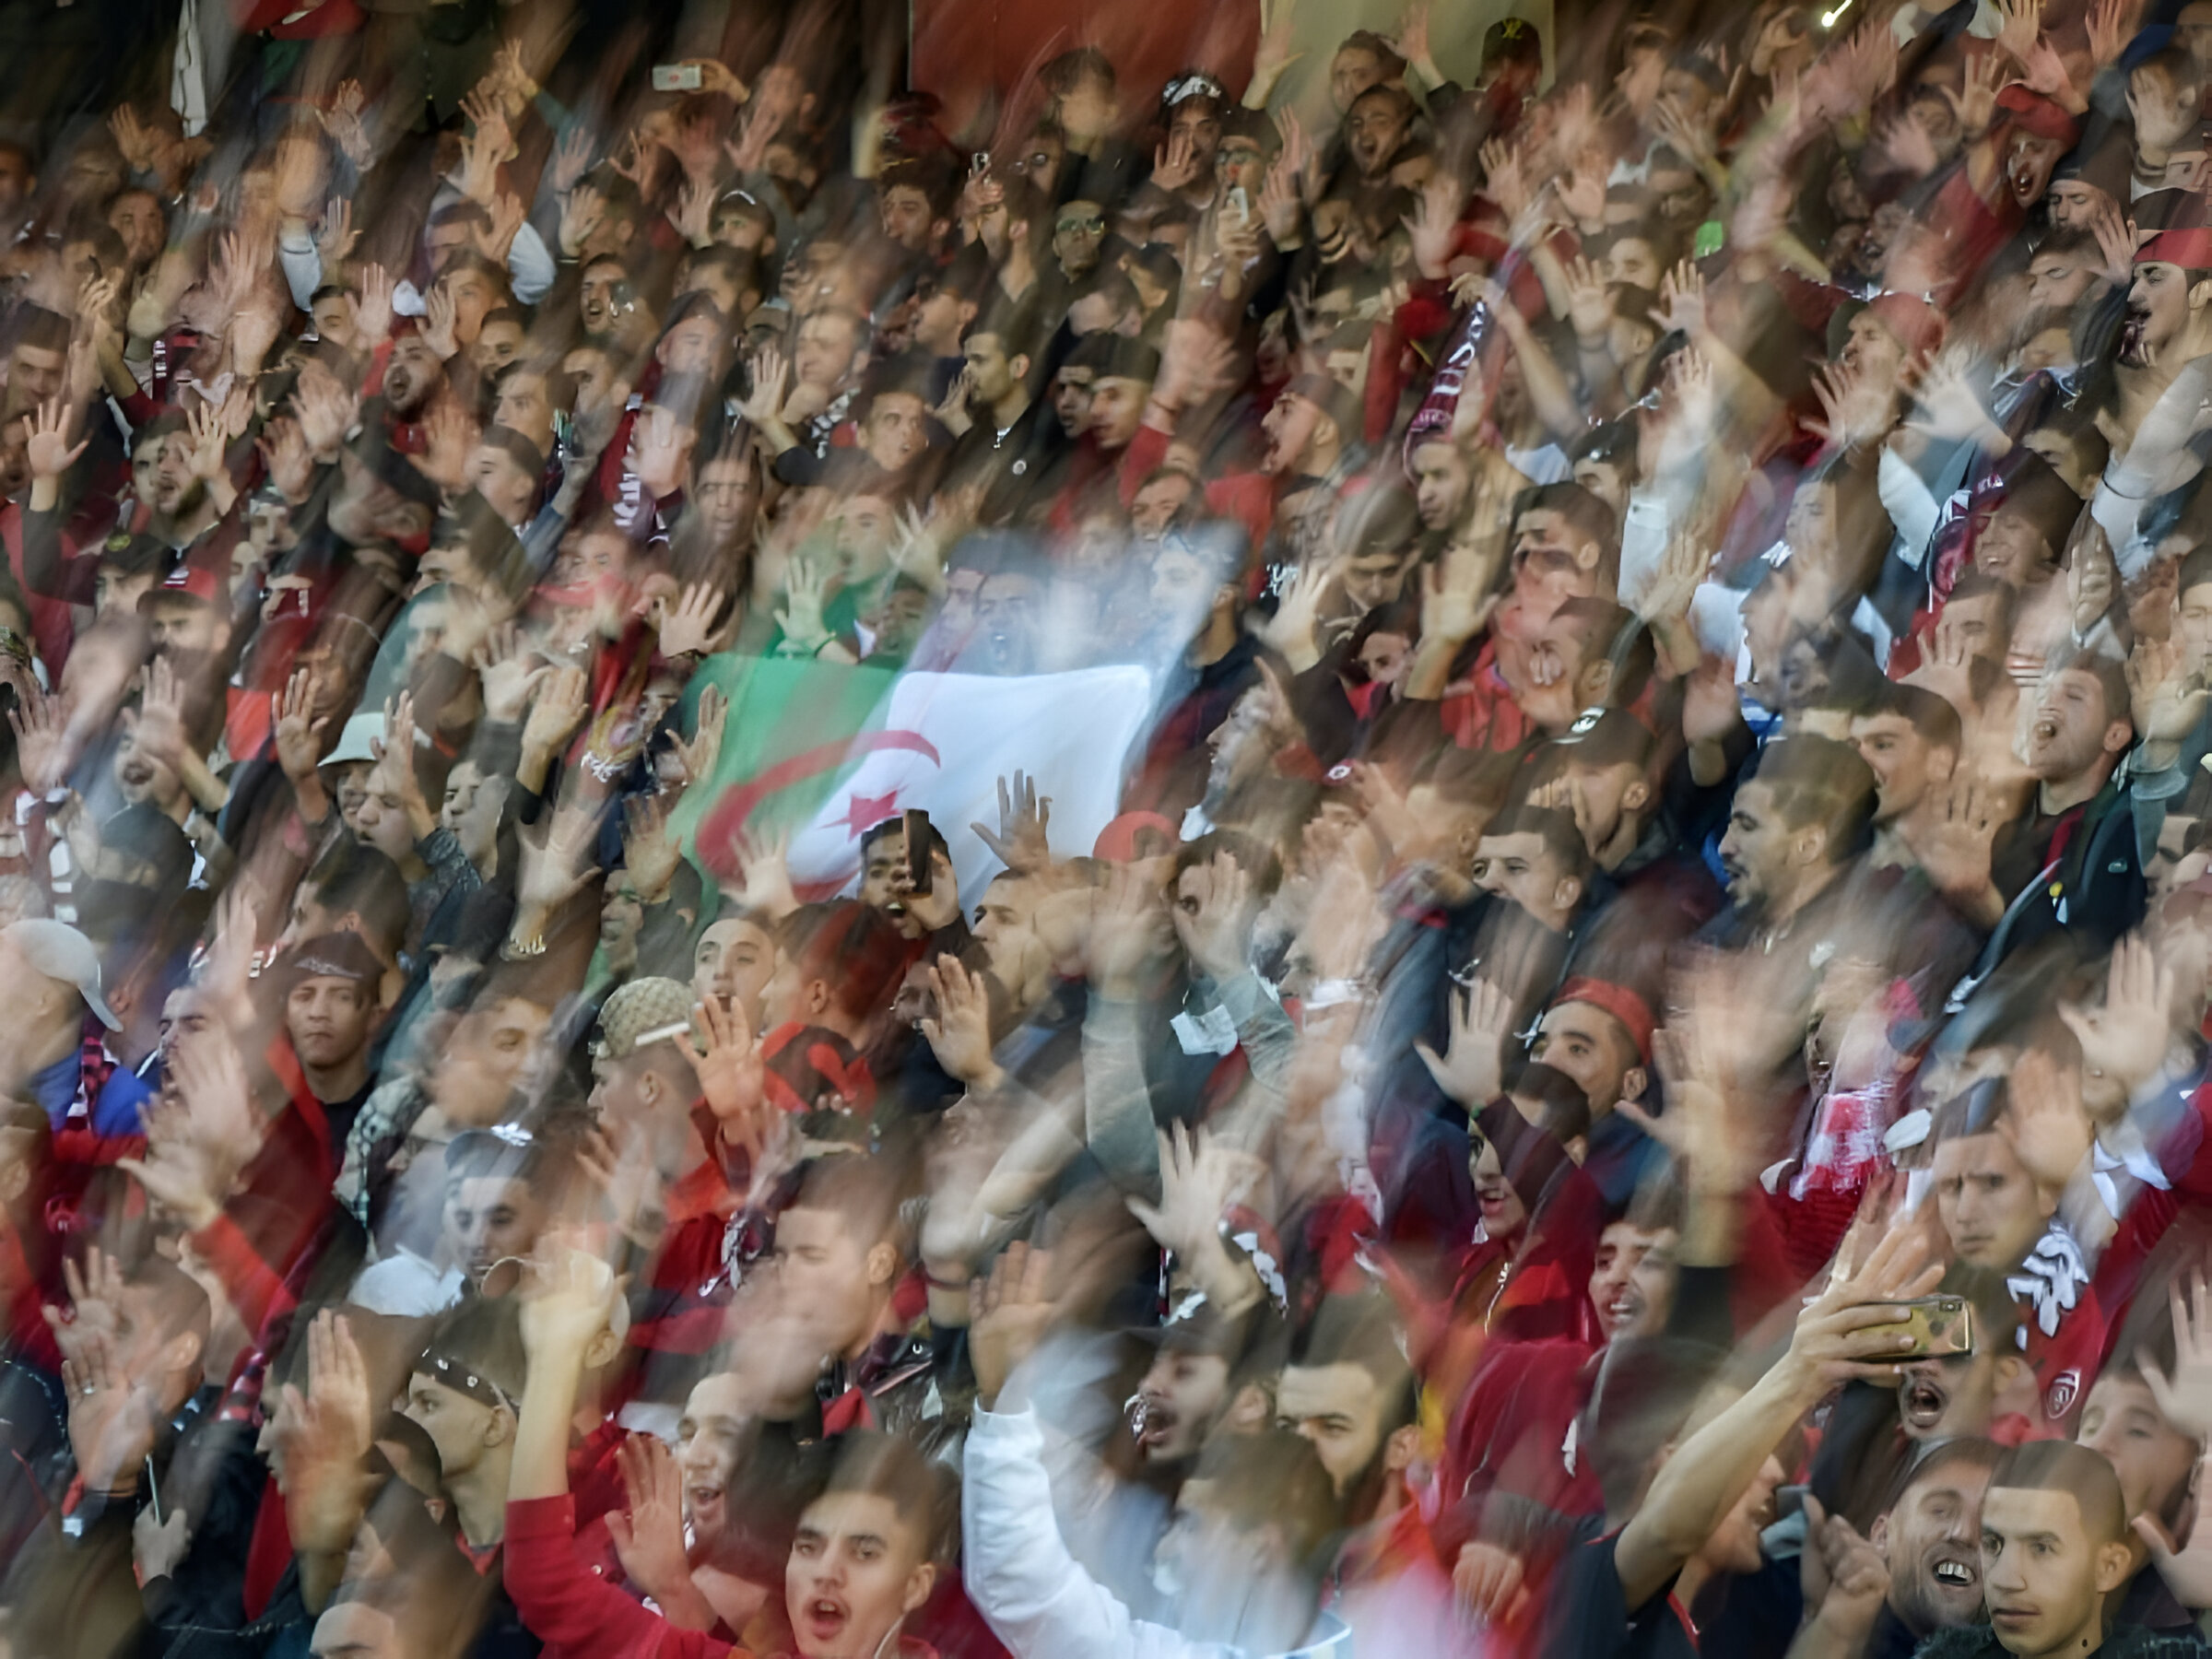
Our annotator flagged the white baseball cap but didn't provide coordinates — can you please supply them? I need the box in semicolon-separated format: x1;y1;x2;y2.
6;919;119;1029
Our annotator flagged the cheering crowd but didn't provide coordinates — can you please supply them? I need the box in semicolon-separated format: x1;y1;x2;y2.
19;0;2212;1654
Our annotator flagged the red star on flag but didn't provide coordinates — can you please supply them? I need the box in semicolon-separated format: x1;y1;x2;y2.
844;791;900;838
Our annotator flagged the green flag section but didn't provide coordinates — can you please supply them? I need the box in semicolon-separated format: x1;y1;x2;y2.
673;652;900;886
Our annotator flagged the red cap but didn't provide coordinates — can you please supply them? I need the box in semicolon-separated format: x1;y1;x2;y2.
139;562;222;609
1994;85;2079;147
2137;225;2212;271
1865;292;1946;359
1092;810;1177;863
1553;976;1655;1065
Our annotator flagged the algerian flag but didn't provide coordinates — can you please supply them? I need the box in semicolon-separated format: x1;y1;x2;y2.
782;665;1158;902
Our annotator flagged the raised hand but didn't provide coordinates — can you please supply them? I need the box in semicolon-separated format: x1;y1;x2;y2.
668;682;727;787
351;263;394;348
26;398;87;485
970;770;1051;875
316;196;358;268
969;1240;1056;1407
1125;1123;1264;1266
728;822;798;919
1152;125;1200;194
63;1331;160;1495
653;582;724;659
2139;1269;2212;1445
920;955;1002;1089
521;664;591;761
2057;933;2177;1110
606;1435;709;1624
11;683;76;795
678;994;770;1153
421;279;460;361
1416;978;1516;1107
472;623;548;726
741;343;791;426
618;792;683;901
1170;850;1255;983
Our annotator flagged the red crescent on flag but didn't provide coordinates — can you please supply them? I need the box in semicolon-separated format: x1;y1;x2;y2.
694;729;942;880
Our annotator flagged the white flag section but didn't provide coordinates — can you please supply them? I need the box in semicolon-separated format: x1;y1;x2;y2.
785;665;1158;901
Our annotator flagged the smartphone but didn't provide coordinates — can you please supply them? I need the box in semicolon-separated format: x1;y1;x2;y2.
1862;1296;1974;1359
652;64;704;92
1226;185;1251;223
902;807;933;897
970;150;991;178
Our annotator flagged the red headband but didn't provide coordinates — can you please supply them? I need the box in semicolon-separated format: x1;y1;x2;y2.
1554;977;1655;1065
2137;226;2212;271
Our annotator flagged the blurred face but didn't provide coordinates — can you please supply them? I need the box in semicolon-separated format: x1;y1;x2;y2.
351;758;418;862
1470;1135;1526;1238
2043;179;2109;233
400;1373;504;1481
430;996;550;1125
285;977;375;1071
1851;712;1952;824
695;455;760;546
382;336;443;417
2025;666;2124;783
1149;544;1215;620
108;190;164;268
695;917;775;1022
1053;200;1106;276
1357;629;1410;690
1335;95;1406;179
2005;132;2067;209
1979;1486;2124;1657
1718;779;1802;913
1168;102;1221;171
1877;1462;1993;1633
1975;506;2056;587
1260;392;1324;476
1331;45;1385;112
1533;1002;1639;1115
470;445;536;524
1470;830;1576;927
962;334;1021;407
772;1205;883;1357
786;1491;932;1659
1589;1222;1676;1338
1410;441;1471;531
1276;1361;1389;1494
563;347;622;419
826;494;897;586
580;262;627;335
1087;376;1148;450
660;314;720;378
1934;1131;2049;1269
794;314;862;390
2124;261;2196;365
1512;509;1601;615
1052;367;1095;436
1706;1455;1784;1572
1135;1348;1230;1462
1841;311;1905;382
1133;472;1194;538
2023;248;2095;317
677;1371;749;1547
494;371;554;449
861;392;928;472
879;184;937;251
1055;71;1117;141
2077;1371;2197;1528
445;1173;543;1280
1605;237;1662;290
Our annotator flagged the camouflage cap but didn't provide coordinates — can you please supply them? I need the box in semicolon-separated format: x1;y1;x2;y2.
593;976;696;1061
